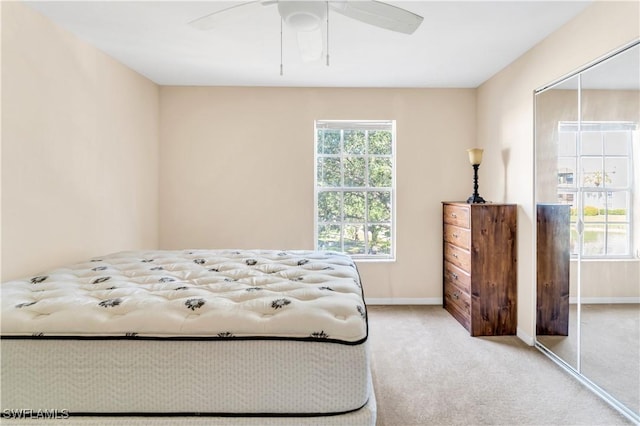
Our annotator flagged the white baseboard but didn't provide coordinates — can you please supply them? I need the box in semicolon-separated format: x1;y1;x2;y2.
365;298;442;305
569;297;640;304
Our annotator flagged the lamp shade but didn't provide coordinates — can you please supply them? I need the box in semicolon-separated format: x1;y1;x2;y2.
467;148;484;165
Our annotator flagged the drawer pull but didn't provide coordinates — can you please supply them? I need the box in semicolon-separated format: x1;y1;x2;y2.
452;292;460;300
451;272;458;280
451;213;457;218
452;253;458;258
452;233;459;238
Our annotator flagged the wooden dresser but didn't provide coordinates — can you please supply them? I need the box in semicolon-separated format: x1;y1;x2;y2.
442;202;517;336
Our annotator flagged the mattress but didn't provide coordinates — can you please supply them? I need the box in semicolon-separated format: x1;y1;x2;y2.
1;249;373;421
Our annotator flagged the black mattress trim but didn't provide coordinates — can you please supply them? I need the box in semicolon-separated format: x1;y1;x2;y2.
0;334;367;345
64;400;368;419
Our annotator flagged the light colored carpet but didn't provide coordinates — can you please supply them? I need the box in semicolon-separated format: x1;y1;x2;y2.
368;305;633;425
536;304;640;413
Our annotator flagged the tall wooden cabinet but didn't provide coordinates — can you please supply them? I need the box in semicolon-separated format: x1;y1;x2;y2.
442;202;517;336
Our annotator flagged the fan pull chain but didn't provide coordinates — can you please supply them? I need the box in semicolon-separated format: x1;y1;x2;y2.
280;17;284;76
326;1;330;67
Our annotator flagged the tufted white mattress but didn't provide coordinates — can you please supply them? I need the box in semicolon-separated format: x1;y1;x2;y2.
1;249;368;341
1;250;374;423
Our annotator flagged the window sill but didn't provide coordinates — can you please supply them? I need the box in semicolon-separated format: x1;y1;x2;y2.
352;257;396;263
570;257;640;262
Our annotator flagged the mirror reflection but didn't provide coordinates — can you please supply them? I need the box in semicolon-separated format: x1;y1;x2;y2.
535;41;640;420
536;75;579;371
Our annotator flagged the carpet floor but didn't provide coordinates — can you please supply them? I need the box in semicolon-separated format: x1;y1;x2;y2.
368;305;634;425
536;304;640;414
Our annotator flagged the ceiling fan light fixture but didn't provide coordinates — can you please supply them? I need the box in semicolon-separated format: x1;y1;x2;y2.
278;1;326;32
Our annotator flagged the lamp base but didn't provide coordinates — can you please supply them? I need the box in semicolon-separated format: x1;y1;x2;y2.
466;194;486;204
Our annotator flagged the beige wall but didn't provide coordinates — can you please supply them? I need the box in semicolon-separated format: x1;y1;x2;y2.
477;0;640;342
1;2;160;280
159;87;476;300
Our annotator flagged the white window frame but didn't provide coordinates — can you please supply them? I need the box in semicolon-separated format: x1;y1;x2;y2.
314;120;396;261
557;121;635;258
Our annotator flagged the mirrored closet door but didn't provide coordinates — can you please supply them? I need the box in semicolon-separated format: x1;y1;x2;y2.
534;40;640;422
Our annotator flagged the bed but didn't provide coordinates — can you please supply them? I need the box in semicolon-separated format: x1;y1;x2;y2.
1;249;375;425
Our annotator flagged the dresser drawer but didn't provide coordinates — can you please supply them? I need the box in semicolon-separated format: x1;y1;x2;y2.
444;279;471;316
443;204;470;228
443;224;470;249
444;243;471;272
444;260;470;293
444;299;470;331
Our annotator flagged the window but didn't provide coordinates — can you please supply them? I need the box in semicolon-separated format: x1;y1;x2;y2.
557;121;636;257
314;120;395;259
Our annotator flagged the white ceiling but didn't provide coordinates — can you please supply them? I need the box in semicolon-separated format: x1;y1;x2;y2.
24;0;593;88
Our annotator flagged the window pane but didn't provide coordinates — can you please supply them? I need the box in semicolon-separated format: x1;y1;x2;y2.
344;192;365;221
605;157;628;187
318;224;342;252
317;191;341;222
369;130;392;155
317;130;341;154
368;192;391;222
557;158;576;187
583;224;605;256
344;130;366;154
558;132;577;156
583;192;605;214
369;157;392;187
559;122;634;258
317;158;341;187
343;225;365;255
607;223;629;255
580;132;602;155
558;192;575;205
581;158;604;187
607;192;629;220
570;223;579;256
368;225;391;256
344;157;366;187
604;131;629;155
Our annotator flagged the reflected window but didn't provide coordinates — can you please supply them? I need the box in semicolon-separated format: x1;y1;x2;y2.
315;120;395;259
557;121;636;257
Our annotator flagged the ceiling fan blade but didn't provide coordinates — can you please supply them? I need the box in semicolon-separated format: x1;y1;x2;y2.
189;1;268;30
297;28;324;62
330;0;423;35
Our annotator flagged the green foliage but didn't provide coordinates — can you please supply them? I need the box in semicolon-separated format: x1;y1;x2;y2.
317;158;341;187
344;130;366;154
583;205;599;216
568;207;627;217
344;157;366;187
317;192;341;222
368;130;392;155
344;192;365;221
602;208;627;215
317;130;340;154
369;158;392;187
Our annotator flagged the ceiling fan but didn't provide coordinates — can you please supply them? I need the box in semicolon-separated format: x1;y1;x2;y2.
189;1;423;64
